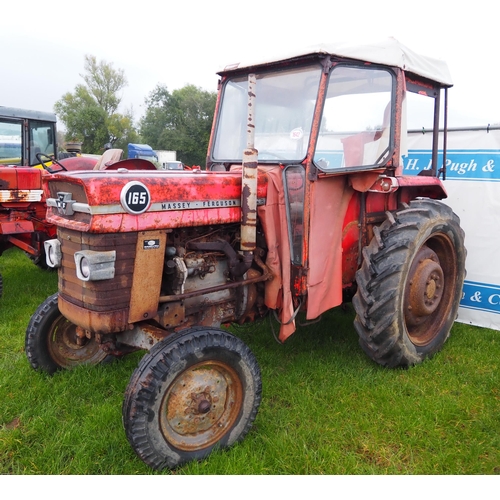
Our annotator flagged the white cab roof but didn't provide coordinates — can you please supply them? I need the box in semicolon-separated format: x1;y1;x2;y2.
220;37;453;87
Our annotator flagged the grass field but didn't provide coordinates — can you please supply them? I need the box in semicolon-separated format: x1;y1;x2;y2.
1;247;499;475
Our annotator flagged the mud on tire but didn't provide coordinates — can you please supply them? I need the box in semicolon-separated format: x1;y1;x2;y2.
122;327;262;470
352;199;466;368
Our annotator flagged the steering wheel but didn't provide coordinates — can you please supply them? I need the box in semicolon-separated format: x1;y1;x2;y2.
36;153;67;173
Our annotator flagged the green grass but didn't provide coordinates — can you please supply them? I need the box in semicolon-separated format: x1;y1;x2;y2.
1;247;500;475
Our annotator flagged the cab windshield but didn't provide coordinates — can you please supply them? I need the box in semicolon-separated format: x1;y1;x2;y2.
0;121;22;165
0;117;56;166
212;62;395;169
212;64;322;162
29;120;56;165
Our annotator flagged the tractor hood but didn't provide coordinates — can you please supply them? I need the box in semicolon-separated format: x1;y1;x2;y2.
0;167;43;193
44;168;268;234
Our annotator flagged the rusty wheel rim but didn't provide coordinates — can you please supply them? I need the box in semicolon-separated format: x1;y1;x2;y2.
404;235;457;346
47;316;106;368
159;360;243;452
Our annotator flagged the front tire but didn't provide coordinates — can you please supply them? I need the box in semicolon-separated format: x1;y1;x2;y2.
25;293;108;374
352;200;466;367
123;327;262;470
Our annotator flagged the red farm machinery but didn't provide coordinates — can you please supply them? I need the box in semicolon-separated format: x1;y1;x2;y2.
0;106;98;295
25;39;466;470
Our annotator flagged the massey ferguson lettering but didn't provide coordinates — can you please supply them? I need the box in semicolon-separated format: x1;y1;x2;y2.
159;199;240;210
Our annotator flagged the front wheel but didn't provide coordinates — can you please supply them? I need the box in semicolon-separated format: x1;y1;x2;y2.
123;327;262;470
353;200;466;367
25;293;108;374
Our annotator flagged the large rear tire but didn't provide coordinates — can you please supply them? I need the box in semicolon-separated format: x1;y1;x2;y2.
352;200;466;367
25;293;108;374
123;327;262;470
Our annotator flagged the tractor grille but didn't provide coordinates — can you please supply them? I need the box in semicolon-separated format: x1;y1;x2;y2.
58;227;137;312
47;181;92;225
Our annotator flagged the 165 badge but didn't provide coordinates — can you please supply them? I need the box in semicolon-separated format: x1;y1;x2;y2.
120;181;151;215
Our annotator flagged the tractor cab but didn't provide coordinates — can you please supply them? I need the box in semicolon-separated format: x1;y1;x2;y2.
0;106;57;167
209;37;452;179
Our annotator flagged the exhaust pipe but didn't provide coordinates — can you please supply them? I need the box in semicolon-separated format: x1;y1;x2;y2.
241;73;258;254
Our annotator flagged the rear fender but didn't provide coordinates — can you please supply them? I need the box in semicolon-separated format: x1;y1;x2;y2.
103;158;157;171
341;174;447;286
395;175;447;202
56;156;99;172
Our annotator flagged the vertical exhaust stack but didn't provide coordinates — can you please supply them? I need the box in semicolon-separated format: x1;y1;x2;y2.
241;73;258;259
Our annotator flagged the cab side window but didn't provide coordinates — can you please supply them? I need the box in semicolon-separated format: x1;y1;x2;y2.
315;66;394;171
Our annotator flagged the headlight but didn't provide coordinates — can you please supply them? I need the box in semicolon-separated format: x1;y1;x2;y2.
79;256;91;279
74;250;116;281
44;239;62;268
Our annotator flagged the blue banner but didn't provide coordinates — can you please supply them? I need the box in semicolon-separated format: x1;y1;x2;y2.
404;150;500;181
460;280;500;315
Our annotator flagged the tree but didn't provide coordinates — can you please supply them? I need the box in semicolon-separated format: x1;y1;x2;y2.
108;110;140;151
81;55;126;116
55;55;139;154
140;84;217;166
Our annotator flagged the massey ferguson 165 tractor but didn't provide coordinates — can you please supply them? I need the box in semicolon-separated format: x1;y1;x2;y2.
26;39;466;470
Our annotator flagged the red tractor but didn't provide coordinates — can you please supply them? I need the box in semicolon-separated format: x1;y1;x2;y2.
26;39;466;470
0;106;97;295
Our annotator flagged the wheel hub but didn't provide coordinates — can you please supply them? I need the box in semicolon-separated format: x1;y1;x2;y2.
189;387;216;416
405;246;444;329
160;361;242;451
48;318;105;366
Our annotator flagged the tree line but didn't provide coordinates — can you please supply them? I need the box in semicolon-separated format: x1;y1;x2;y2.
55;55;217;166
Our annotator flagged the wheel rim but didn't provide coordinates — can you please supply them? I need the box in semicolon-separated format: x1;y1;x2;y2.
404;235;457;346
47;316;106;368
159;360;243;451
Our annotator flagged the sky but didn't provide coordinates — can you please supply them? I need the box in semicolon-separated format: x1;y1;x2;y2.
2;0;499;129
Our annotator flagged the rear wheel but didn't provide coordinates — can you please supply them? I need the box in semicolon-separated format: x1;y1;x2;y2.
25;293;108;374
26;231;53;270
353;200;466;367
123;327;262;470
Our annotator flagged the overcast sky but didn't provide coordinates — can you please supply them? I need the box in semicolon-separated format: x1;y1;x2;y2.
2;0;498;128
